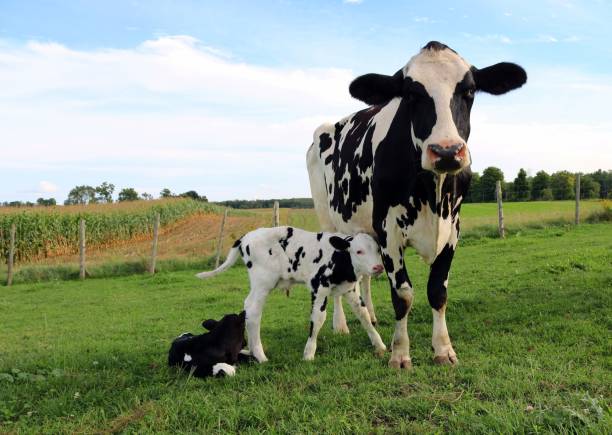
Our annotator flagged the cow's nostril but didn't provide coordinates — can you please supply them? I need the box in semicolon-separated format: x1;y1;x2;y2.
428;143;465;159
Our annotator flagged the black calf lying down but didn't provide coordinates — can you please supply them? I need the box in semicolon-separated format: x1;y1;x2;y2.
168;311;247;378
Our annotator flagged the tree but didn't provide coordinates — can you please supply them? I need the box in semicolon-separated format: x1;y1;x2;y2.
180;190;208;202
580;175;600;199
588;169;612;199
36;197;56;206
541;188;553;200
531;171;550;200
480;167;504;202
95;182;115;203
160;188;173;198
513;168;530;201
464;172;481;203
64;185;97;205
140;192;154;200
504;181;515;201
550;171;575;200
118;188;139;202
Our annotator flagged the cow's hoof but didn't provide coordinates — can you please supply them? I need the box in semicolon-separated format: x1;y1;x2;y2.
374;346;387;357
433;354;458;366
333;325;350;335
388;356;412;370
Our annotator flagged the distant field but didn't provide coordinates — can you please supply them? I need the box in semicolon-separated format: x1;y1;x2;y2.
1;224;610;433
0;199;222;263
0;200;606;278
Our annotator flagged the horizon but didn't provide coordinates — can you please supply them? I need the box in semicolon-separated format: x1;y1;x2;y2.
1;0;611;203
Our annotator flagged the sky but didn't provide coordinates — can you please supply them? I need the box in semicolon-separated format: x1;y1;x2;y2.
1;0;611;202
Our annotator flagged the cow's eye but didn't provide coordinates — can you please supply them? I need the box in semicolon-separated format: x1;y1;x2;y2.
464;88;475;99
356;250;364;255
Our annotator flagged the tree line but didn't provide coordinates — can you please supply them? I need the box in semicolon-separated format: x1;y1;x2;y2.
0;183;208;207
216;198;315;209
464;168;610;203
2;169;609;208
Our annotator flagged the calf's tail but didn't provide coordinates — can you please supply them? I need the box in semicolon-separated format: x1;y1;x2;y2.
195;240;242;279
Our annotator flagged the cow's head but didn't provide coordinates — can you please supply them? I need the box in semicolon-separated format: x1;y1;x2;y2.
349;41;527;174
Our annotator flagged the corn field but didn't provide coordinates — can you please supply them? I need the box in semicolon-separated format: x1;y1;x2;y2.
0;199;222;262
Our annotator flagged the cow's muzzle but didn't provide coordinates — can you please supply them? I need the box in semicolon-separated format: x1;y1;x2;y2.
427;143;467;172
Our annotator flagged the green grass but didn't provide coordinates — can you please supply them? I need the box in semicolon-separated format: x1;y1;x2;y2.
1;224;611;433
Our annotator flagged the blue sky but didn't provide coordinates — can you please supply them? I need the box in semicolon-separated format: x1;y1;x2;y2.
1;0;610;202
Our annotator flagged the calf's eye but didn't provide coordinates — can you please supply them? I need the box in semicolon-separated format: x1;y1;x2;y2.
357;250;364;255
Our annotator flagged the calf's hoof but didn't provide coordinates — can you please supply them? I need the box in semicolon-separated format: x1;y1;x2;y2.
433;354;458;366
373;346;387;357
303;354;315;361
333;325;350;335
388;356;412;370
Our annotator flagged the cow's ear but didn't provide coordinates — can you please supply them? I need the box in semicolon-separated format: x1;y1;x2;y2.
202;319;219;331
329;236;350;251
238;310;246;321
473;63;527;95
349;70;404;105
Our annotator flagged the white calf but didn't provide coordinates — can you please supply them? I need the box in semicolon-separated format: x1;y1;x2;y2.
196;226;386;362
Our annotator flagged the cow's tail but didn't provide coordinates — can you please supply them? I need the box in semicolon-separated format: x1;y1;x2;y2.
195;240;242;279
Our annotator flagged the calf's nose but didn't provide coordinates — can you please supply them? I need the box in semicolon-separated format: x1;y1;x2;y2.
372;264;384;274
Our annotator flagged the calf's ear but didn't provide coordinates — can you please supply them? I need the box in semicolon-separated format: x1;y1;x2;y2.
329;236;350;251
202;319;219;331
349;70;404;105
473;63;527;95
239;310;246;321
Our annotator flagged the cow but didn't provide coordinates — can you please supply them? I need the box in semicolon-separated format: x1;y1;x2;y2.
168;311;248;378
306;41;526;369
196;226;387;362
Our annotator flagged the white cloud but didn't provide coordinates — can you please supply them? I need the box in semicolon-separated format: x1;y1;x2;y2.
0;36;610;201
39;181;58;193
343;0;363;4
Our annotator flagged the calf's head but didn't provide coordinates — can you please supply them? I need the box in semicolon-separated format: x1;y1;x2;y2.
329;234;383;276
202;311;247;350
349;41;527;174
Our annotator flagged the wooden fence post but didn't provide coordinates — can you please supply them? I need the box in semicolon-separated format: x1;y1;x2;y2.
273;201;280;227
496;181;505;239
149;213;160;274
79;218;86;280
575;173;581;225
215;208;228;268
6;224;16;286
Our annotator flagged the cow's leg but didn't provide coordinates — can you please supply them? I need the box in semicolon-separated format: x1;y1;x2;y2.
332;294;350;334
244;284;273;363
382;243;414;370
304;286;331;360
360;275;377;325
428;243;458;365
343;286;386;356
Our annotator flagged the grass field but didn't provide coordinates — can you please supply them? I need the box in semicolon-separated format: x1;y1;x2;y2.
1;223;610;433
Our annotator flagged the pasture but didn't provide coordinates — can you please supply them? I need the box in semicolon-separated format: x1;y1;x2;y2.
1;223;610;433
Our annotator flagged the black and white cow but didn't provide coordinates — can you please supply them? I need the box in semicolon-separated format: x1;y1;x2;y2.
168;311;247;378
196;226;387;362
307;41;526;369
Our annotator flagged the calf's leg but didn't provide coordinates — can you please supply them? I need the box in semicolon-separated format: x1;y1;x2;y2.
343;286;386;356
244;284;272;363
303;287;331;360
332;294;350;334
360;275;377;325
